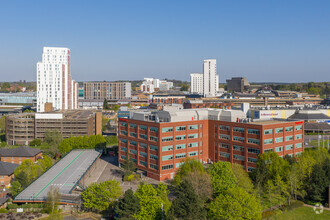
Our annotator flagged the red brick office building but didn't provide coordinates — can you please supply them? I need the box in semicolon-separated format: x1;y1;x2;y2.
118;109;304;181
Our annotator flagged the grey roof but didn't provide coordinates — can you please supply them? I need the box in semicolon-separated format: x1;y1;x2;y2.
304;122;330;131
0;197;8;206
0;146;42;157
0;161;19;175
288;112;330;120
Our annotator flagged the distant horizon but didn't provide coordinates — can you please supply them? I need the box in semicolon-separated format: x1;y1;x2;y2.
0;1;329;83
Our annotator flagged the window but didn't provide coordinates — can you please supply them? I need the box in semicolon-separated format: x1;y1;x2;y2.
150;127;158;132
120;130;127;135
162;127;173;133
188;142;198;148
139;143;147;149
130;132;137;137
200;133;202;138
139;125;147;131
264;129;273;135
121;147;127;152
248;129;260;135
162;146;173;152
150;164;158;170
295;134;302;140
129;140;137;146
129;123;137;128
295;125;303;131
150;154;159;160
188;134;198;139
264;148;273;153
285;126;293;132
162;136;173;142
200;141;203;146
139;134;147;140
188;125;198;130
233;127;244;133
175;153;186;159
248;148;260;154
233;145;244;151
248;157;258;163
120;122;127;127
149;136;158;142
248;138;260;145
176;135;186;141
220;134;230;140
120;138;127;143
140;161;148;167
275;137;283;143
176;144;186;150
150;145;158;151
285;144;293;150
220;152;230;158
120;155;126;160
233;136;244;142
285;136;293;141
162;155;173;161
233;154;244;161
200;150;203;155
248;167;256;172
275;128;283;133
176;162;184;168
264;139;273;145
162;164;173;170
176;126;186;131
220;125;230;131
189;151;198;157
295;143;302;149
130;149;137;155
220;143;229;149
140;152;147;157
275;146;283;152
295;152;302;157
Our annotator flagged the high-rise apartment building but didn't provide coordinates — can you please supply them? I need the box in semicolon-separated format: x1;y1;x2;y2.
190;59;219;97
37;47;78;112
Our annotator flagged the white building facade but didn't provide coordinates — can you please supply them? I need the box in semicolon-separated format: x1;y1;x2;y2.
190;59;219;97
140;78;173;93
37;47;78;112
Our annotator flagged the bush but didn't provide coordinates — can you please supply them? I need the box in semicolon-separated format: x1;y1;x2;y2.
7;203;18;209
262;209;282;219
0;208;8;213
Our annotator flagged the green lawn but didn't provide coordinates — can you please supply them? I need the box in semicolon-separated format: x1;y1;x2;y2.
308;139;329;148
270;206;330;220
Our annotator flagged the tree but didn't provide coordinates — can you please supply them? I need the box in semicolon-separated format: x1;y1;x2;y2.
10;181;22;197
112;104;120;112
14;159;38;187
115;189;140;219
1;82;10;89
82;180;123;212
173;158;205;185
305;162;329;203
232;164;254;194
103;98;110;110
105;135;118;146
0;116;5;133
102;116;110;132
180;84;189;91
122;155;136;177
181;170;213;201
44;186;61;217
208;187;262;220
44;130;63;148
171;179;206;220
29;139;42;147
208;161;237;196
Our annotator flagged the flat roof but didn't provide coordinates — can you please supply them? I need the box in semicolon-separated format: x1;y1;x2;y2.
14;150;101;203
248;120;293;125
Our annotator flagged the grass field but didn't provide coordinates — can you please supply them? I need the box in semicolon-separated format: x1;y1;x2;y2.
309;139;330;149
270;206;330;220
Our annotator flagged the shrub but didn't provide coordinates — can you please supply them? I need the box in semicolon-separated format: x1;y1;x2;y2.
0;208;8;213
7;203;19;209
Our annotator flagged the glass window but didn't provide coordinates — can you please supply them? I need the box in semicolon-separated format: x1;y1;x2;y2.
188;142;198;148
140;161;148;167
139;143;147;149
139;134;148;140
140;152;147;157
162;127;173;133
248;157;258;163
264;129;273;135
295;152;302;157
233;145;244;151
129;123;137;128
275;137;283;143
120;147;127;152
176;135;186;140
130;149;137;155
120;138;127;143
162;164;173;170
220;143;229;149
275;146;283;152
295;134;302;140
188;151;198;157
248;148;260;154
295;143;302;149
233;136;244;142
233;154;245;161
129;140;137;146
233;127;245;133
150;154;159;160
295;125;303;131
220;152;230;158
150;127;158;132
129;132;137;137
285;144;293;150
176;162;184;168
162;145;173;152
220;125;230;131
149;136;158;142
248;167;256;172
120;130;127;135
285;126;293;132
176;126;186;131
175;153;186;159
188;133;198;139
150;145;158;151
264;148;273;153
248;138;260;145
139;125;147;131
120;122;127;127
188;125;198;130
220;134;230;140
285;136;293;141
175;144;186;150
264;139;273;145
120;155;126;160
275;128;283;133
162;155;173;161
162;136;173;142
150;164;158;170
248;129;260;135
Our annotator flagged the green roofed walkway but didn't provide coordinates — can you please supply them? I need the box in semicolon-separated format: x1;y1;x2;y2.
14;149;101;203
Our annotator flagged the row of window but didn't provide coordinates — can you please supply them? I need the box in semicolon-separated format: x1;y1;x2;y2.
162;133;200;142
264;125;303;135
120;122;158;132
162;124;202;133
265;134;303;144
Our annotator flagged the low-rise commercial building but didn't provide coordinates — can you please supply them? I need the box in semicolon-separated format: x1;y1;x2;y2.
118;109;304;181
183;99;234;109
0;161;19;187
0;146;42;165
5;110;102;145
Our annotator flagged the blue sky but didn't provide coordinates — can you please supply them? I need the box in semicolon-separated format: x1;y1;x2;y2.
0;0;329;83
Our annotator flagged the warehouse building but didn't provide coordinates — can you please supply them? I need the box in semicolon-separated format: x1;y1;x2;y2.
118;109;304;181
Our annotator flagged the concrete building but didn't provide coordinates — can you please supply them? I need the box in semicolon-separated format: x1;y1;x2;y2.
37;47;78;112
0;92;36;106
83;82;131;100
118;108;304;181
140;78;173;93
190;59;219;97
183;99;234;109
226;77;250;92
5;110;102;145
